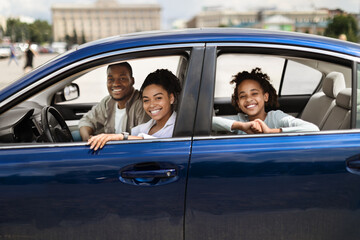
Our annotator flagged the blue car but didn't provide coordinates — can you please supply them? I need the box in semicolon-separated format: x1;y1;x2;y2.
1;28;360;239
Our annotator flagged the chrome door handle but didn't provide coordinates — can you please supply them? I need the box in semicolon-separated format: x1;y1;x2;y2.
121;169;176;179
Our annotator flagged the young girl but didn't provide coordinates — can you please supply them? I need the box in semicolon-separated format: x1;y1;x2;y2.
88;69;181;150
212;68;319;134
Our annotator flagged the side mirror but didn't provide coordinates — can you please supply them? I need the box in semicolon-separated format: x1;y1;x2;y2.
53;83;80;104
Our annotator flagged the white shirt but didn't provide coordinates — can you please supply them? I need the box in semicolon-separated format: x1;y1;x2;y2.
131;112;177;139
114;107;127;134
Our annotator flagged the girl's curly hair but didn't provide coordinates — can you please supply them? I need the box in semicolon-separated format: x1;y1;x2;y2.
230;67;279;113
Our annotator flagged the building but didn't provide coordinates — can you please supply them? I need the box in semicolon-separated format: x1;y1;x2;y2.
51;0;161;42
187;8;330;35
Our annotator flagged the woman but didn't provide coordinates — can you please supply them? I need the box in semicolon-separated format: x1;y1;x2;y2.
88;69;181;150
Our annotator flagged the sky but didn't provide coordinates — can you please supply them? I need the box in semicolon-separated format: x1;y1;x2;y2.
0;0;359;29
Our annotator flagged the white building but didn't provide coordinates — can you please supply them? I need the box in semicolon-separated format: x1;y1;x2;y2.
51;0;161;42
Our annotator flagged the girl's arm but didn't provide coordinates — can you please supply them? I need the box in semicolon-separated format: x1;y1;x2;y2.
212;116;263;134
265;110;319;133
231;121;263;134
253;119;281;133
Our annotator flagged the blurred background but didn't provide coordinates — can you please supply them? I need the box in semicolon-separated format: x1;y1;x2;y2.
0;0;359;86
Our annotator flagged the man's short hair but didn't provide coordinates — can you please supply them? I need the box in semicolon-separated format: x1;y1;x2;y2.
107;62;133;77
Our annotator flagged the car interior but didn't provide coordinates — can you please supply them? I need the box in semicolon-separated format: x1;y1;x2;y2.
212;53;353;135
0;49;355;144
0;53;190;144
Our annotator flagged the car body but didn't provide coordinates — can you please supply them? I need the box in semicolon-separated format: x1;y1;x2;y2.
1;28;360;239
0;45;11;58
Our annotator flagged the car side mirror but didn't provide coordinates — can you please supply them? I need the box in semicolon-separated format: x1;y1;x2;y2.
53;83;80;104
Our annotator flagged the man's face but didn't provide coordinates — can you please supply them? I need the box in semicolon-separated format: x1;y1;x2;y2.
107;65;134;103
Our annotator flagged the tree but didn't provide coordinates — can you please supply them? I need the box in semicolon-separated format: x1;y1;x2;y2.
324;14;359;42
5;18;29;42
29;20;52;43
5;18;52;44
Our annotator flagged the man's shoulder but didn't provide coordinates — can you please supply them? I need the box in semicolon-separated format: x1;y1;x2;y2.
128;90;143;107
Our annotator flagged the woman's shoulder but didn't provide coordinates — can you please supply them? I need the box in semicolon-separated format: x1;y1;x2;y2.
131;118;154;134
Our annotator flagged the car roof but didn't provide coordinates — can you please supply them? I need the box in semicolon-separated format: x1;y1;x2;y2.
1;28;360;104
79;28;360;57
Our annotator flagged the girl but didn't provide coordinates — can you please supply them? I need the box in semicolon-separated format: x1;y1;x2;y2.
88;69;181;150
212;68;319;134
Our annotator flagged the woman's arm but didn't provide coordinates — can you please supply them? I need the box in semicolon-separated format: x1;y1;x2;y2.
87;133;143;151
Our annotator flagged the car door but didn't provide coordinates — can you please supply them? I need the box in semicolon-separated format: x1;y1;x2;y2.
185;45;360;240
0;45;205;239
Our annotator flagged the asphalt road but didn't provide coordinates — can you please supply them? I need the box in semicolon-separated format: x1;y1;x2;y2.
0;53;58;90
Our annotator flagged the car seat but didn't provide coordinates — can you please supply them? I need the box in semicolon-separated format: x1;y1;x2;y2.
300;71;346;129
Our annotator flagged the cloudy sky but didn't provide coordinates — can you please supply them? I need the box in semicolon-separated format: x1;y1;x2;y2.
0;0;359;28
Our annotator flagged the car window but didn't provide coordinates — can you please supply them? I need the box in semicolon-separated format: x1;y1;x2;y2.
0;50;191;145
215;54;284;98
212;52;354;136
60;55;182;104
281;60;322;95
215;54;322;98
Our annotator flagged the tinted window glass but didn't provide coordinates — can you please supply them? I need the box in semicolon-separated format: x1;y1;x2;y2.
281;60;322;95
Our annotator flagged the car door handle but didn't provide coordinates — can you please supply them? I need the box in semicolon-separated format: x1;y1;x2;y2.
346;155;360;175
121;169;176;179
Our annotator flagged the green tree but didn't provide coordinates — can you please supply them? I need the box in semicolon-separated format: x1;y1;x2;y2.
5;18;52;44
5;18;29;42
324;14;359;42
29;20;52;43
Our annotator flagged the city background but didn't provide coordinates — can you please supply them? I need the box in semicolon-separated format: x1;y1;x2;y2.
0;0;360;87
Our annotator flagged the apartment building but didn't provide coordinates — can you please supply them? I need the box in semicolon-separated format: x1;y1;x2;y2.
51;0;161;42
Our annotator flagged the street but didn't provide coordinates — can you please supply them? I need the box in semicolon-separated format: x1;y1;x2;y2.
0;53;58;89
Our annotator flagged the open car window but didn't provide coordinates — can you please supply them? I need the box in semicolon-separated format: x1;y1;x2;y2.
213;52;354;136
0;50;191;145
57;55;183;104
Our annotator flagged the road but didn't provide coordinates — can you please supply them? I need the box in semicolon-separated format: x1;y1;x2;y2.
0;53;58;89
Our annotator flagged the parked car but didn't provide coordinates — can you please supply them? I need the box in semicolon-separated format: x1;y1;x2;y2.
0;44;10;58
1;28;360;239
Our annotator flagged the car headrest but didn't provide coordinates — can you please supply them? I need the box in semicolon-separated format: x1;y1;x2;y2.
336;88;351;110
323;72;346;99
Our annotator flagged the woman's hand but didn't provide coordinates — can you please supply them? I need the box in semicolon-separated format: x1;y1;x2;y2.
87;133;123;151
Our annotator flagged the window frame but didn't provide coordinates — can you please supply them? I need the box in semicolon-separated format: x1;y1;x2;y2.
0;43;205;148
194;42;360;137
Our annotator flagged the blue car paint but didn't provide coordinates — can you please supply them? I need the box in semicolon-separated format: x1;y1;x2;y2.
186;133;360;239
0;140;190;238
1;29;360;103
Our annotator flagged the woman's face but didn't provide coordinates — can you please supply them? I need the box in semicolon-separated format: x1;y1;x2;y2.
142;84;174;124
236;79;269;121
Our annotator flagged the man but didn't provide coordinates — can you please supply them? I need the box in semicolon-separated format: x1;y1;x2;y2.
8;43;19;66
79;62;149;141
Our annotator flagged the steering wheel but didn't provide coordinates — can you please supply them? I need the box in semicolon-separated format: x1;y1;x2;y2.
41;106;74;142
